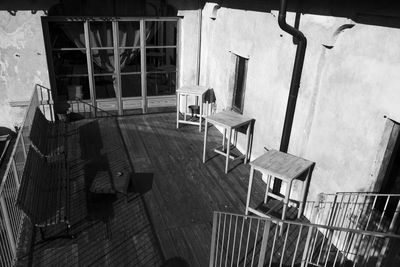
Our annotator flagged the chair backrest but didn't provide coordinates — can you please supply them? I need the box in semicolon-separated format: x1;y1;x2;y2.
29;107;49;154
16;147;46;222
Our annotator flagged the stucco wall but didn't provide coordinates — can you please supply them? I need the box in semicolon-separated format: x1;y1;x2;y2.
0;11;49;129
197;4;400;200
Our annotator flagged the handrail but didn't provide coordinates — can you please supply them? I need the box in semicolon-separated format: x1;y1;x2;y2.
70;98;116;118
0;85;39;266
0;88;37;192
216;211;400;239
210;211;400;267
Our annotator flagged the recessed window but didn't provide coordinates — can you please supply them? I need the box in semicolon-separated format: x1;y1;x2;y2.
232;55;248;114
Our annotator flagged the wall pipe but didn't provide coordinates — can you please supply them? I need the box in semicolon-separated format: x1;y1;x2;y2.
278;0;307;153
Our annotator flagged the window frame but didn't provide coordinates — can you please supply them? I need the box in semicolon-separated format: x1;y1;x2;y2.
231;55;248;114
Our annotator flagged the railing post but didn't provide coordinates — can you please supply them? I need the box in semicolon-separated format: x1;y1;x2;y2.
257;220;271;267
20;134;27;159
11;158;20;189
0;195;16;255
376;199;400;267
301;226;314;267
209;212;218;267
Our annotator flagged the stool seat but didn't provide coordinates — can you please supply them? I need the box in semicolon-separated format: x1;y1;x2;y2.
245;149;315;221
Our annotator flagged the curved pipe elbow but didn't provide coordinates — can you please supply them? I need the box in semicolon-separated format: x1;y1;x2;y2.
278;13;306;43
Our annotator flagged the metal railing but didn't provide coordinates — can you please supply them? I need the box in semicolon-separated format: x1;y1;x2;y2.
209;211;400;267
69;99;116;119
0;86;39;267
303;192;400;265
36;84;115;120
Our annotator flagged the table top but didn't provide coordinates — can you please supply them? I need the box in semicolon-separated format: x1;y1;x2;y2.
205;110;253;128
250;149;315;181
176;85;209;95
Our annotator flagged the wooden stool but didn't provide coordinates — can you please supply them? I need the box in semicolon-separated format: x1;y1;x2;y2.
203;110;254;173
176;85;210;132
245;149;315;220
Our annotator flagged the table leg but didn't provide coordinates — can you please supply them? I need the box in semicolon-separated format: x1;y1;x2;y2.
245;166;255;215
199;96;203;132
203;119;208;163
225;128;232;173
176;93;180;128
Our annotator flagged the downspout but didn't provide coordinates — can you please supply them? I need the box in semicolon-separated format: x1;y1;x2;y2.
278;0;307;153
196;2;203;85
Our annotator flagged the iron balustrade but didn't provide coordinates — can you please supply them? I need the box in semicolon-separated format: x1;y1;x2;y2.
0;86;39;267
209;210;400;267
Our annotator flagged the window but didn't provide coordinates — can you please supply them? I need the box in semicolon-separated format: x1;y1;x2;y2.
44;17;178;114
232;55;248;114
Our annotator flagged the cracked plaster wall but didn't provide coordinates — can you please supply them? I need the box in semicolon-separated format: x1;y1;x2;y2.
0;11;49;129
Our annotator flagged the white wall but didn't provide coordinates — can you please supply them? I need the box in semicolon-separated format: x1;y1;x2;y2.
195;4;400;200
0;11;49;129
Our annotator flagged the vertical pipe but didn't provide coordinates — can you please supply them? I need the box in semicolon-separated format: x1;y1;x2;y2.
278;0;307;153
196;6;202;85
140;19;147;113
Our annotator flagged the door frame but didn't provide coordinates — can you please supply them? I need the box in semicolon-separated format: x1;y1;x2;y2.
42;16;180;115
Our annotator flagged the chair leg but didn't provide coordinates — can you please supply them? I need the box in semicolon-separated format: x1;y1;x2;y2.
39;227;46;240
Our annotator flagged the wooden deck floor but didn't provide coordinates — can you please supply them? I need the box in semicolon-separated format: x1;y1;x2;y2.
16;112;283;266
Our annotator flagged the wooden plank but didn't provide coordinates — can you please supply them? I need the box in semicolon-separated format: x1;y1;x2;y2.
17;113;278;266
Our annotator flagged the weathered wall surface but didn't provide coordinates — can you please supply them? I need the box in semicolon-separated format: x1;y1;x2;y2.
0;11;49;129
197;3;400;200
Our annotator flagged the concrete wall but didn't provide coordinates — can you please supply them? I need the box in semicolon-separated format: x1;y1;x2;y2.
197;3;400;200
0;11;49;129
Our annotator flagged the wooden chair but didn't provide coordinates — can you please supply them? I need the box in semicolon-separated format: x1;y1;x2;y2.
29;107;66;157
16;147;72;241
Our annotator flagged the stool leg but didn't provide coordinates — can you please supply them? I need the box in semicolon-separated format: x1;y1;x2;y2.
264;174;272;204
282;181;293;221
299;168;312;218
245;122;251;164
176;93;180;128
222;128;226;151
245;166;255;215
184;94;188;121
203;119;208;163
225;128;232;174
199;96;203;132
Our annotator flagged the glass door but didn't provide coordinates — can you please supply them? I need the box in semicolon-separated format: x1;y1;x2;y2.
44;17;179;116
118;20;143;112
47;21;90;102
89;21;118;114
145;19;177;110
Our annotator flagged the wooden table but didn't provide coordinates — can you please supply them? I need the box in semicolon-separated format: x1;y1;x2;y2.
176;85;210;132
203;110;254;173
89;151;131;196
245;149;315;221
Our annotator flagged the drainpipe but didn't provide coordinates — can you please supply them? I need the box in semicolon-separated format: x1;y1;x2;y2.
196;2;203;85
278;0;307;153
